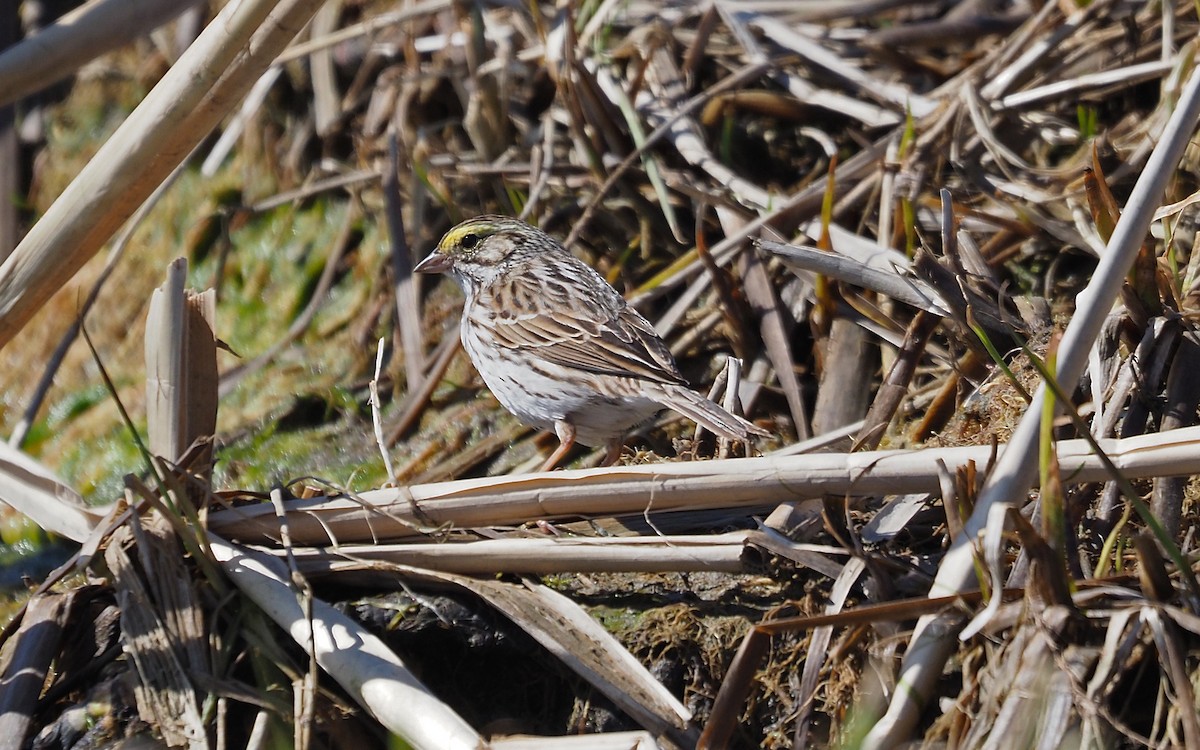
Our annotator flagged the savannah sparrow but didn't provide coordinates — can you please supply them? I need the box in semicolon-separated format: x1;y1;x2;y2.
414;215;769;471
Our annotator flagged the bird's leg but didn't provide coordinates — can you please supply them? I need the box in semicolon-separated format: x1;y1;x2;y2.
539;421;576;472
601;438;624;467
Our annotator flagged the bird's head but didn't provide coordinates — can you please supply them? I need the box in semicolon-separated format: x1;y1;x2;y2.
415;216;554;289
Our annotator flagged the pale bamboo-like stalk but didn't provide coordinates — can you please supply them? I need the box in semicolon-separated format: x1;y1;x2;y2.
208;424;1200;547
0;0;204;108
0;442;106;542
265;532;760;575
208;535;483;750
7;422;1200;550
0;0;326;349
490;732;660;749
144;259;217;466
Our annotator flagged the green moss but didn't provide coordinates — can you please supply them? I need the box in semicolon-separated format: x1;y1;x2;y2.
585;605;645;633
215;415;390;493
55;420;146;500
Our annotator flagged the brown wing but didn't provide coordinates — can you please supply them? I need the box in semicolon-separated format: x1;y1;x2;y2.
478;257;686;386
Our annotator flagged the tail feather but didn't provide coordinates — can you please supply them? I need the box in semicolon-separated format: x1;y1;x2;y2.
657;384;770;441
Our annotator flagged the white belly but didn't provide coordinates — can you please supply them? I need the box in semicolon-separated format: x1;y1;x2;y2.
460;318;661;446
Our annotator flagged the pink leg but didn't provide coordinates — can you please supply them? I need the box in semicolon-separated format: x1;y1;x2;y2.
539;421;577;472
601;438;624;466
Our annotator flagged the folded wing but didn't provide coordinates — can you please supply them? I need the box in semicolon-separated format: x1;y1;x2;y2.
482;260;687;386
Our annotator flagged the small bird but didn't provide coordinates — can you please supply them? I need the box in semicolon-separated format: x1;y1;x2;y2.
414;215;769;471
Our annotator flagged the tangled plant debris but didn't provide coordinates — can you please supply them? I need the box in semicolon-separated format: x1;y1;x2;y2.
0;1;1199;749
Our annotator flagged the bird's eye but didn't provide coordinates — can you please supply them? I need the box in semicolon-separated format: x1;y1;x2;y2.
460;233;480;250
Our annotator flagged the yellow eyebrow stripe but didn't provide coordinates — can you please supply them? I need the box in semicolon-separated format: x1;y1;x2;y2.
440;222;493;252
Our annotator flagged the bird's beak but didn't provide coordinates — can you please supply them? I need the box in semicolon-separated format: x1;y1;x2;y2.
414;251;452;274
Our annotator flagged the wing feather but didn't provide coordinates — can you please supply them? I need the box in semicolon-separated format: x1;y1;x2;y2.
477;258;686;386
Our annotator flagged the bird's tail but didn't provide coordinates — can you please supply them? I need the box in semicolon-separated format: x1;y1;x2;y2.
658;384;770;441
